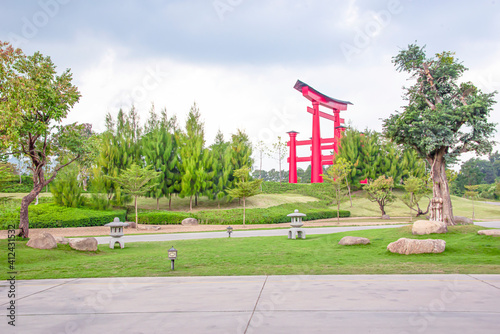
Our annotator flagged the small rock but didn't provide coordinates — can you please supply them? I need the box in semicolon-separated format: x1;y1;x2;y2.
387;238;446;255
478;230;500;236
124;221;136;229
26;232;57;250
381;214;390;220
55;236;70;245
412;220;448;235
338;236;371;245
69;238;98;251
182;218;199;226
454;216;473;225
138;225;161;231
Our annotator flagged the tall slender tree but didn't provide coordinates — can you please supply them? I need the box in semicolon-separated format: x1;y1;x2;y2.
179;103;205;211
142;107;181;210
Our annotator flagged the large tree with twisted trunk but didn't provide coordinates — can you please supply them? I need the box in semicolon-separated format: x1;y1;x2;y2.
0;41;90;238
383;44;497;226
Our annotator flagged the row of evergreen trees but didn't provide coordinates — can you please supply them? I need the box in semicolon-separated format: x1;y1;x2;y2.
88;103;253;210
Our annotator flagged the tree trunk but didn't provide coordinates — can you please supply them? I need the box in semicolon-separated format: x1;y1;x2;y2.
472;199;475;219
243;197;246;226
345;176;352;207
428;151;455;225
19;184;44;238
135;196;138;230
189;196;193;211
157;197;160;210
169;196;172;210
379;203;386;217
195;194;198;206
278;153;282;184
337;198;340;224
409;193;413;223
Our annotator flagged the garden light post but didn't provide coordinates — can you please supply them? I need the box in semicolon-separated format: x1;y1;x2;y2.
226;226;233;238
168;246;177;271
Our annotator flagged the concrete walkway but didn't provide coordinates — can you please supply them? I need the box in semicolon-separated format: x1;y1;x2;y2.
1;274;499;333
94;222;500;244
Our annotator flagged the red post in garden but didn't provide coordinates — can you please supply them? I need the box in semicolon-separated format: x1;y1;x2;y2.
287;131;298;183
288;80;352;183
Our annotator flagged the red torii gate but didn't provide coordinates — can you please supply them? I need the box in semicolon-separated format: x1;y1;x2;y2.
287;80;352;183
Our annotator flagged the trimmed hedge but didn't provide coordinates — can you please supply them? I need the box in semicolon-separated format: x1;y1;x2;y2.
27;204;126;228
261;182;333;200
137;211;192;225
194;201;350;225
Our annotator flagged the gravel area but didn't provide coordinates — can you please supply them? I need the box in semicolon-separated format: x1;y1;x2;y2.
0;219;409;239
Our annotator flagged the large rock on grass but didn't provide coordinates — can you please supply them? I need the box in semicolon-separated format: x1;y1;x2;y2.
338;236;371;245
26;232;57;250
454;216;473;225
412;220;447;235
478;230;500;236
387;238;446;255
69;237;98;251
182;218;199;226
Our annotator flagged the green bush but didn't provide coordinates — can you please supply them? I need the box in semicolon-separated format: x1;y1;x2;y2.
0;175;34;193
50;164;84;208
194;201;350;225
261;181;333;200
28;203;126;228
137;211;192;225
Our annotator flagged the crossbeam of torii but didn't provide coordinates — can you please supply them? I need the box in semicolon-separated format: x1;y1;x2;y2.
287;80;352;183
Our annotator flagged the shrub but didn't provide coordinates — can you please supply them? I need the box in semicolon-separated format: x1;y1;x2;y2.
137;211;192;225
50;164;84;208
261;182;333;200
0;175;34;193
28;203;126;228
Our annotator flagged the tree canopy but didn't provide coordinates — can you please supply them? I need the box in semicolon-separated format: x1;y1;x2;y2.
383;43;497;225
0;41;87;237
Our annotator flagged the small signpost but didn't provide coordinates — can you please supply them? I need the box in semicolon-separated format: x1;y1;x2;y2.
168;246;177;270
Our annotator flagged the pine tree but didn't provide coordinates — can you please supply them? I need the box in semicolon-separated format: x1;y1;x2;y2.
209;130;232;208
142;107;181;210
179;103;205;211
97;108;142;205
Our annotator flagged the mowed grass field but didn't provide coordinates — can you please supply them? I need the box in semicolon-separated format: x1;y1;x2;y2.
339;191;500;220
3;225;500;280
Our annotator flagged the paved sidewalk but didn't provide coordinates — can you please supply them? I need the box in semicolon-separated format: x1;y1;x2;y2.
94;224;408;244
1;275;499;333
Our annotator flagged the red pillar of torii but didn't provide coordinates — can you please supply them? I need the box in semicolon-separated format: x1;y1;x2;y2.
287;80;352;183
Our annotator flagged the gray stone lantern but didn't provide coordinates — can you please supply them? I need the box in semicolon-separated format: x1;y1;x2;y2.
287;209;306;239
226;226;233;238
105;217;129;249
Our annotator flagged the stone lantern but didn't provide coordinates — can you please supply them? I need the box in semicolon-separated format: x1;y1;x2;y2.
287;209;306;239
105;217;129;249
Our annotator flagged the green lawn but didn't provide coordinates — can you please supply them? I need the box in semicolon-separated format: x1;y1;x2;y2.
3;225;499;280
339;191;500;220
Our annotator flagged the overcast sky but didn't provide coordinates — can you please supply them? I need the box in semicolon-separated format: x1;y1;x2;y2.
2;0;499;170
